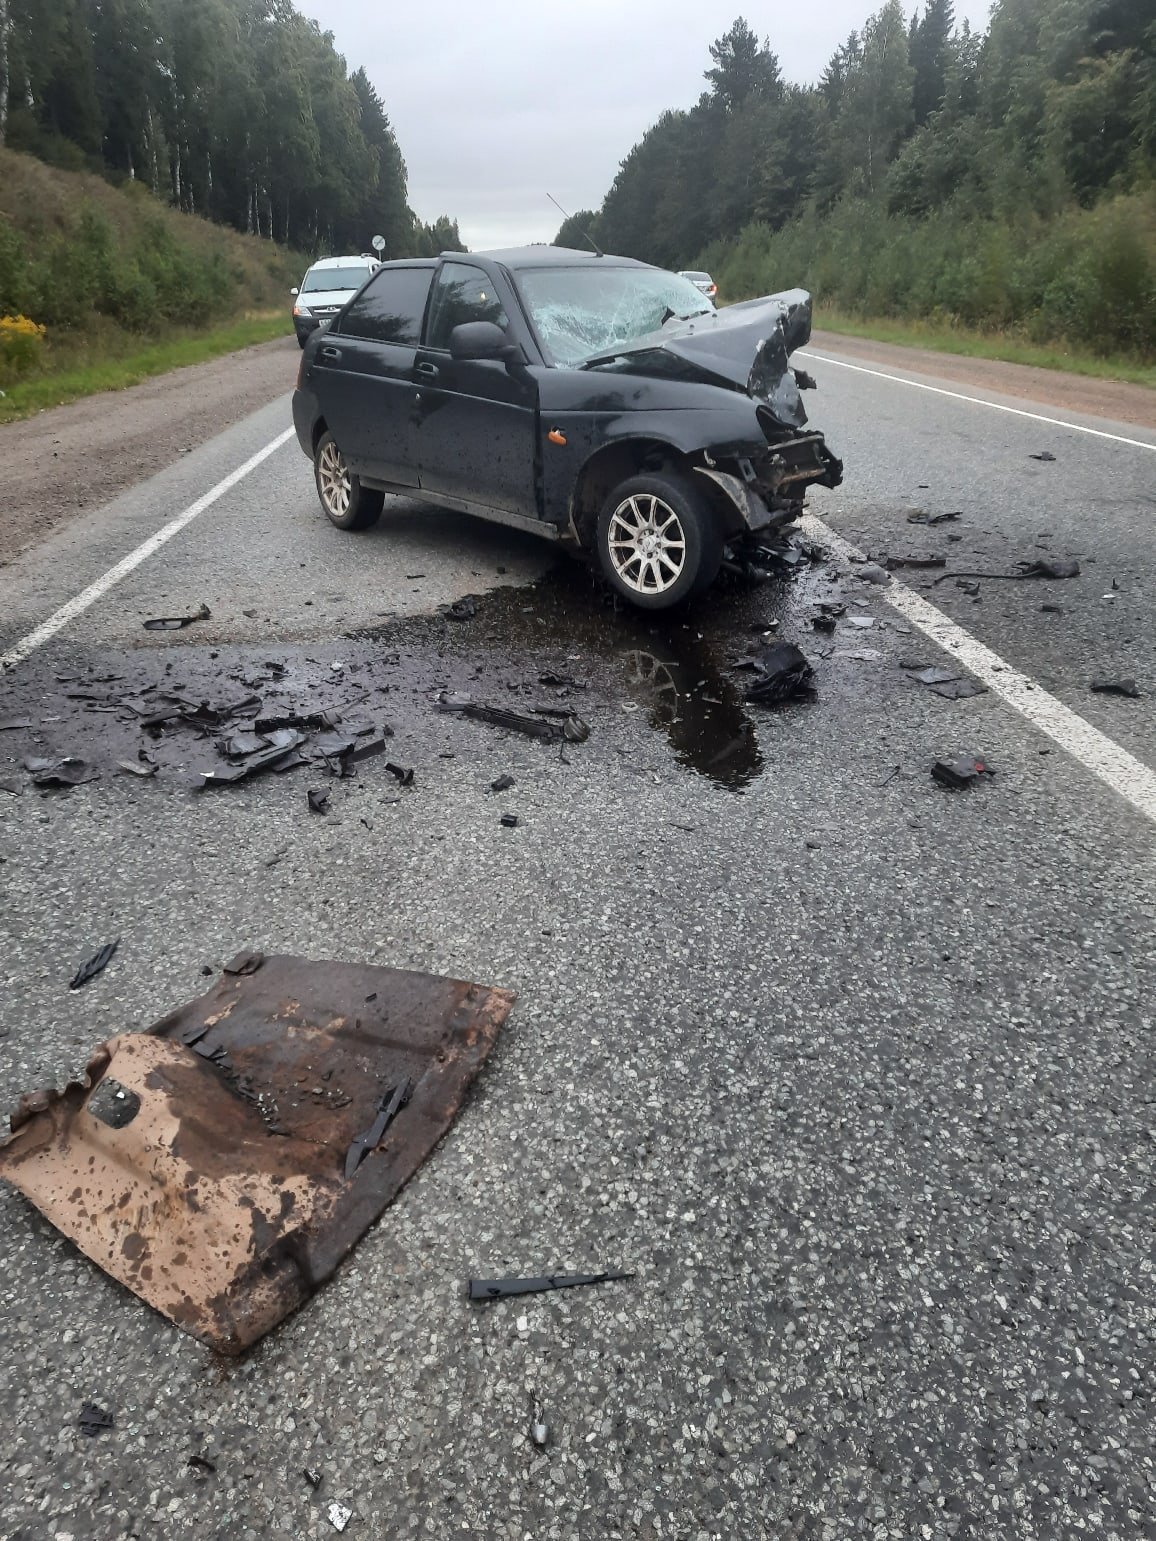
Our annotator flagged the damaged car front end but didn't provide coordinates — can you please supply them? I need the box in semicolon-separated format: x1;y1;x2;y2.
569;287;842;538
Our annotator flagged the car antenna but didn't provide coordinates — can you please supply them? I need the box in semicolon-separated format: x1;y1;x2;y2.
547;193;604;258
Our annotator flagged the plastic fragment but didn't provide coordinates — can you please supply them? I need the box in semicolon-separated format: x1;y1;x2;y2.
308;788;330;815
25;756;99;788
303;1469;324;1491
743;642;815;706
143;604;210;631
78;1403;115;1437
500;814;519;828
468;1271;634;1301
70;940;119;992
931;752;994;790
327;1501;353;1532
491;774;515;792
385;762;414;786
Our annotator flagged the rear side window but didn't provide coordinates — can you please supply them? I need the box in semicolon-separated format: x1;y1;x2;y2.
340;267;433;345
425;263;509;351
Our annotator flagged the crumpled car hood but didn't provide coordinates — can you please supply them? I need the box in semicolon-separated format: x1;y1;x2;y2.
583;287;814;430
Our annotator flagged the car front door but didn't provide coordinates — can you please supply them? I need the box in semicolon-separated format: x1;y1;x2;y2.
413;261;539;518
311;265;433;486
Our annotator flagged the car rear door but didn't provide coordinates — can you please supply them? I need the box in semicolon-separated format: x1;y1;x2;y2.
311;265;434;486
413;261;539;518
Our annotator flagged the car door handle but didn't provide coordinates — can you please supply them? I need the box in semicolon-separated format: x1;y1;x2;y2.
415;361;439;380
320;346;342;361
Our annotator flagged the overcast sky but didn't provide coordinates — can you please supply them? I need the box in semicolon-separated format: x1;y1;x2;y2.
296;1;994;250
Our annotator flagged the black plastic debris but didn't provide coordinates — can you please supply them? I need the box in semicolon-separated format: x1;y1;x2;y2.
907;510;961;525
908;667;987;700
491;774;515;792
25;756;99;789
932;752;994;790
1091;678;1141;698
811;614;837;633
308;788;330;814
956;580;981;597
187;1455;217;1477
442;596;478;621
385;762;414;787
1029;451;1057;462
934;558;1079;585
744;642;815;706
344;1081;412;1179
77;1403;115;1437
468;1271;633;1302
538;672;586;689
500;814;519;828
143;604;211;631
198;730;306;788
437;692;590;744
303;1469;324;1491
70;941;119;992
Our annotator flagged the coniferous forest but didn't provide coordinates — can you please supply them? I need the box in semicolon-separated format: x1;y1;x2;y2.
0;0;461;258
556;1;1155;358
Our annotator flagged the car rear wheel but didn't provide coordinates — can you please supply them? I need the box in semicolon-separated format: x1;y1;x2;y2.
596;472;722;609
314;432;384;531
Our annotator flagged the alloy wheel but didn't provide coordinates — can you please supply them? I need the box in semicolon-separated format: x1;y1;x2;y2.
607;495;687;595
317;440;351;519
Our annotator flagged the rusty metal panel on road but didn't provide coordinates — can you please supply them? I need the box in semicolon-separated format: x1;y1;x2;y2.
0;955;513;1353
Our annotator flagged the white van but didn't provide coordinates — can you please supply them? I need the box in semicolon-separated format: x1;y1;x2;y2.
291;256;380;346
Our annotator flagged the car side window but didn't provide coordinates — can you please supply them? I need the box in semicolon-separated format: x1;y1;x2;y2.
425;263;509;351
340;267;433;345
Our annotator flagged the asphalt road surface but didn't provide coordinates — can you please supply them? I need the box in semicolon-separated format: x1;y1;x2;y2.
0;343;1153;1541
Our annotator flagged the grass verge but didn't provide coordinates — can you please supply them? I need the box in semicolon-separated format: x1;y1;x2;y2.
0;312;292;425
812;308;1156;390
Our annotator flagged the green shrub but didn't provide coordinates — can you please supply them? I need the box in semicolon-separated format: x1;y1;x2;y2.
705;188;1156;359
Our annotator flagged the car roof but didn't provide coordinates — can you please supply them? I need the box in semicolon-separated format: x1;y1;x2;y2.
465;246;650;271
307;256;377;270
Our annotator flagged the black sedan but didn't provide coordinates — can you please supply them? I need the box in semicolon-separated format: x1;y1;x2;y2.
292;247;842;610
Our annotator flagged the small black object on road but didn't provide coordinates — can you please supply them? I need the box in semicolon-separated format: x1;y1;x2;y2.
743;642;815;706
143;604;211;631
931;752;994;790
468;1271;634;1302
78;1403;115;1437
70;940;119;991
308;788;331;814
1091;679;1141;698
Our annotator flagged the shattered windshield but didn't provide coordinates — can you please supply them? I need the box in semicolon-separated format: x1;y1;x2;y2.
518;267;713;367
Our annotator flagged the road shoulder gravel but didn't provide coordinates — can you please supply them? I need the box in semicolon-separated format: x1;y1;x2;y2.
0;335;298;565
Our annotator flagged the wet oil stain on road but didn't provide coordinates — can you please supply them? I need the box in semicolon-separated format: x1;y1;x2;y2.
0;557;854;798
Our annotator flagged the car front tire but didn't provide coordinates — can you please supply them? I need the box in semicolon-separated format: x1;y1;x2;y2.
313;431;384;531
596;471;722;610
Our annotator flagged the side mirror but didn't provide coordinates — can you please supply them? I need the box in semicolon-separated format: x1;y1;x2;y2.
449;320;522;363
290;287;299;297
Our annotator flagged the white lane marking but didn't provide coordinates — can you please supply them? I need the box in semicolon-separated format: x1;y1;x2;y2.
800;513;1156;827
797;350;1156;453
0;428;296;671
